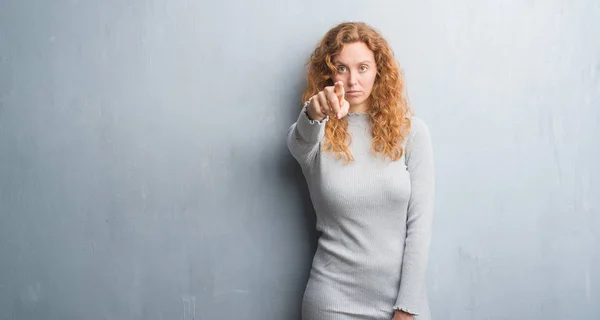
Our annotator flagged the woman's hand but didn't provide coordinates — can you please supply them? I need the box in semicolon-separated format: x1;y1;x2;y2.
392;309;414;320
306;81;349;121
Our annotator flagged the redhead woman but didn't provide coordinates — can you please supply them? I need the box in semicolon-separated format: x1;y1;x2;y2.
287;22;435;320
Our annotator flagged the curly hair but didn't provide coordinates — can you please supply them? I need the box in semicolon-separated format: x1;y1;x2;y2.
301;22;413;163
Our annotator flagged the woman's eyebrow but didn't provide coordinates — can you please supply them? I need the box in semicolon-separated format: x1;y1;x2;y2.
333;60;373;65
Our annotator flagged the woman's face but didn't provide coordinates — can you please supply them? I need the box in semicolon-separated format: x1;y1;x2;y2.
331;42;378;111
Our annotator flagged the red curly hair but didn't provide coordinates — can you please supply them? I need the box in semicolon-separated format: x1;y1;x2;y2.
301;22;413;162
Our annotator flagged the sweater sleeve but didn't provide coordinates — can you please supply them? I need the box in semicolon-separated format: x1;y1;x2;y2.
286;101;329;169
393;116;435;315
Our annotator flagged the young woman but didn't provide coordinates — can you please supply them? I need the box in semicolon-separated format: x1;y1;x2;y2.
286;22;435;320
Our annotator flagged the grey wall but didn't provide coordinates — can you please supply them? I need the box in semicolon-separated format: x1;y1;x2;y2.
1;0;599;319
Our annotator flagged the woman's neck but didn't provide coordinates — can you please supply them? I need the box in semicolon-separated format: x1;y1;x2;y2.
349;101;369;113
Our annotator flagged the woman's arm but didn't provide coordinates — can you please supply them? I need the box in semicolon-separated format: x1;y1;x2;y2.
286;100;329;169
393;116;435;316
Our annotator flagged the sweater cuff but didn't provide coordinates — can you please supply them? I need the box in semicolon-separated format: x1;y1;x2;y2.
294;100;328;143
393;305;419;316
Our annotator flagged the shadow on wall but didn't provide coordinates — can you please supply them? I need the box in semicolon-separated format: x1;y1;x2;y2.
281;153;320;251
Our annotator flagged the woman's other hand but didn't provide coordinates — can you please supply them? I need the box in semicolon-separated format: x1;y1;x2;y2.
392;309;414;320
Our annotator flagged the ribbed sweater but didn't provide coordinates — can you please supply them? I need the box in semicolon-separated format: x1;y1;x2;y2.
286;105;435;320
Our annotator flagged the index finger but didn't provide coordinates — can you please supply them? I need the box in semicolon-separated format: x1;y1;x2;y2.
334;81;345;99
327;90;342;116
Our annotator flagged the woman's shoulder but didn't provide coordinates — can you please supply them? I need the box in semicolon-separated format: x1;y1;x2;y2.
401;114;432;151
407;115;431;137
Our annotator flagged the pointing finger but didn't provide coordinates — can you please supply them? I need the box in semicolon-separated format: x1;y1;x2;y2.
328;93;341;117
334;81;345;99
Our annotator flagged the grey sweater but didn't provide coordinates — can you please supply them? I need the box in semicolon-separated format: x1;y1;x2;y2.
287;105;435;320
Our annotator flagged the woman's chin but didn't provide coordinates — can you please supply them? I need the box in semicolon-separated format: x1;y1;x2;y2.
347;97;368;108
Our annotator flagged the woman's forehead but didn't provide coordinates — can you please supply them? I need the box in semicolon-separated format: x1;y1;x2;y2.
333;43;375;64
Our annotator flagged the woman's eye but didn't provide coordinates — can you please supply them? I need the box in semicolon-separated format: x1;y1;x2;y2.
337;66;347;72
360;65;368;71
